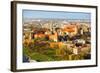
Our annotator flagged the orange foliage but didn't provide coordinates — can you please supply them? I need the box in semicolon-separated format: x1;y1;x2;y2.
50;42;63;49
23;39;32;47
34;33;46;38
49;33;58;42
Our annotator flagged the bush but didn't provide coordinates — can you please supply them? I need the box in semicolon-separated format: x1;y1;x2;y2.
23;47;31;56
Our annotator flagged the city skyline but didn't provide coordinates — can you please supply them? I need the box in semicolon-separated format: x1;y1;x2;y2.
23;10;91;20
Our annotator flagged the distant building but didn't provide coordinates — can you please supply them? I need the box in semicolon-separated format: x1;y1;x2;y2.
62;24;78;36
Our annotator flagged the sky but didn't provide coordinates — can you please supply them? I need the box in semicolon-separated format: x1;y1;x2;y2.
23;10;91;20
